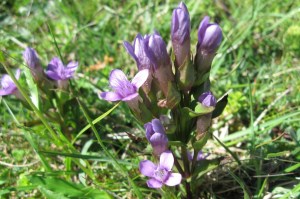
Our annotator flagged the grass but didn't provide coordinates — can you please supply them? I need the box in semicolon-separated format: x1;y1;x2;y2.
1;0;300;198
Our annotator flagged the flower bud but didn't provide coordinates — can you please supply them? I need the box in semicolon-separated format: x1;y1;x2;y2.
147;32;174;96
198;91;217;107
171;2;190;68
197;16;222;53
23;47;44;82
144;119;168;156
196;91;216;136
195;17;222;85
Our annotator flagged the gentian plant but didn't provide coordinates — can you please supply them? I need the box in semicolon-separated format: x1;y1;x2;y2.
100;2;227;198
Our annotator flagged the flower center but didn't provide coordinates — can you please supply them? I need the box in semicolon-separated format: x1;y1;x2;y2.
154;168;169;182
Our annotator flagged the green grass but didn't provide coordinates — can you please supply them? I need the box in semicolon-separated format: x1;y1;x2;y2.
1;0;300;198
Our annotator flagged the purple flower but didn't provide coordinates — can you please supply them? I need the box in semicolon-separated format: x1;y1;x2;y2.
171;2;191;67
198;91;217;107
100;69;149;102
198;16;222;53
46;57;78;81
0;69;20;96
144;119;168;156
187;150;210;161
139;151;182;188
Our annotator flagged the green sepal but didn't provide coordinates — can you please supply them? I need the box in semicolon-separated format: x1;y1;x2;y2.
194;71;210;86
166;82;181;108
178;58;195;91
192;131;210;151
212;94;228;118
182;103;214;118
168;141;186;147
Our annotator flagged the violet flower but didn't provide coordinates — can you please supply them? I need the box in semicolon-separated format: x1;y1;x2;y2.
100;69;149;102
23;47;44;82
198;91;217;107
0;69;21;97
45;57;78;89
197;16;222;53
46;57;78;81
139;151;182;188
144;119;168;156
171;2;191;67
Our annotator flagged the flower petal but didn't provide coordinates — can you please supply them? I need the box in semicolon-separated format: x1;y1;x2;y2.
164;173;182;186
144;122;154;141
131;69;149;89
1;74;13;88
46;57;64;80
198;16;210;45
121;93;138;101
152;119;165;134
99;92;122;101
45;70;61;80
123;41;138;63
139;160;156;177
147;178;163;189
15;69;21;80
109;69;128;90
150;133;168;156
159;151;174;171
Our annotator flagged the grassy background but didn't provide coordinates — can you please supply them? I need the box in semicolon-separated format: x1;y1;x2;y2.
0;0;300;198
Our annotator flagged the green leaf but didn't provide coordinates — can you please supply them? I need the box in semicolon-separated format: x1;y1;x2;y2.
228;170;252;199
192;159;220;180
212;94;228;119
284;163;300;173
192;131;210;151
72;102;120;144
23;68;39;108
29;175;110;199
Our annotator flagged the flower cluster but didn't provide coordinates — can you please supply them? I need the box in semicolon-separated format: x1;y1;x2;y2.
100;2;225;192
1;47;79;99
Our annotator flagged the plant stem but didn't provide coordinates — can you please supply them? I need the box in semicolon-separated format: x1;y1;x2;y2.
181;145;192;198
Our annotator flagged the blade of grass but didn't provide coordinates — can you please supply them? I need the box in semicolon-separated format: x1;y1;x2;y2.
2;99;52;171
213;135;242;165
72;102;120;144
228;170;251;199
76;98;143;199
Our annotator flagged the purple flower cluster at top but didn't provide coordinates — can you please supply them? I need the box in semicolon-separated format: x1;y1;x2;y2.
123;32;170;71
139;151;182;188
0;69;20;96
46;57;78;81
